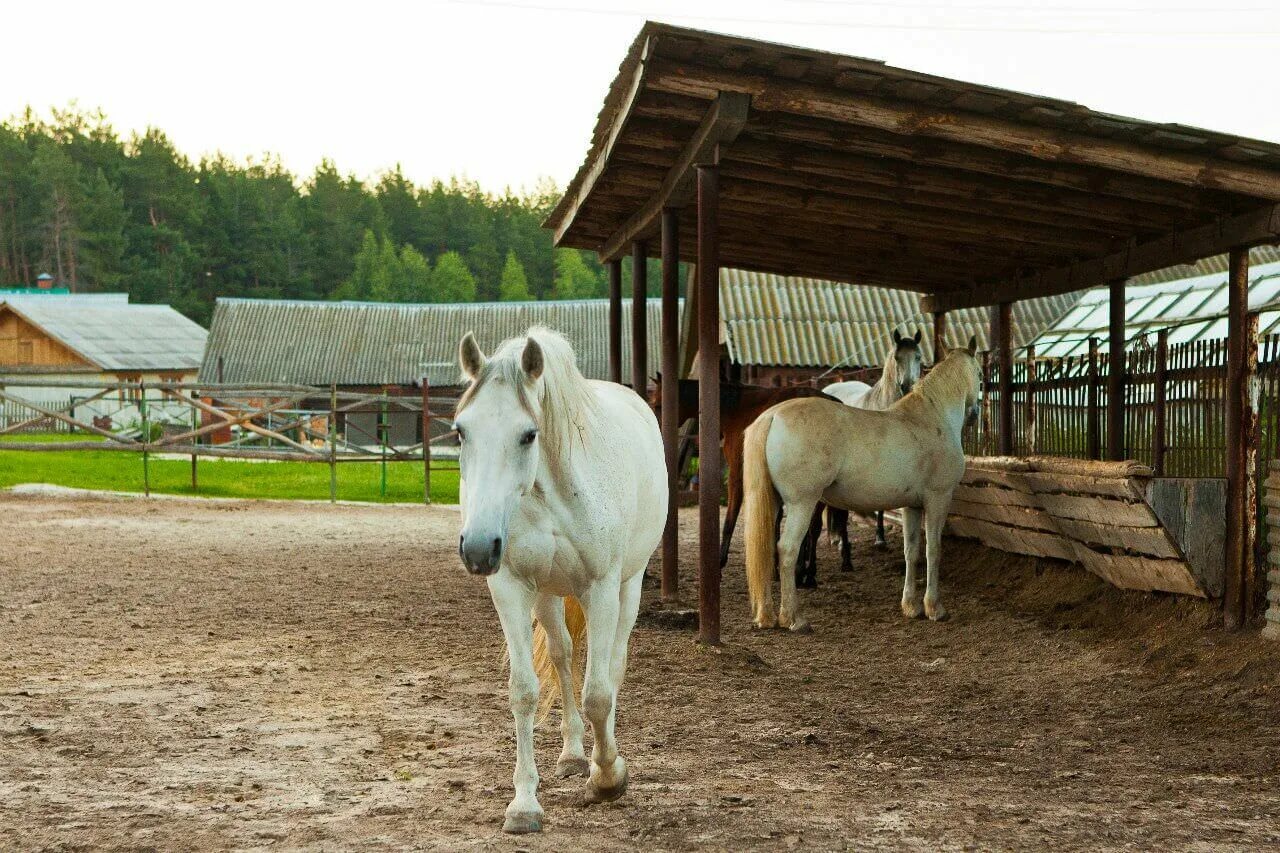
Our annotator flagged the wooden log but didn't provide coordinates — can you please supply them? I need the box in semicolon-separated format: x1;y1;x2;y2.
1018;471;1145;501
1035;493;1157;527
1073;546;1205;597
951;482;1041;509
946;516;1076;562
948;498;1057;532
1053;517;1181;559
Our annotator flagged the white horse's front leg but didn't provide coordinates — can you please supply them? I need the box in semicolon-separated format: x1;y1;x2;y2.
578;576;627;803
532;593;589;778
923;496;950;621
901;506;924;618
777;499;818;632
488;573;543;833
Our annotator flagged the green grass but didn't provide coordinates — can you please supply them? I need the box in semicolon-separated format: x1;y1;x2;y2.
0;436;459;504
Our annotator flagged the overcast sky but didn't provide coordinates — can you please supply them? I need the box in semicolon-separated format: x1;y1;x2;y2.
8;0;1279;193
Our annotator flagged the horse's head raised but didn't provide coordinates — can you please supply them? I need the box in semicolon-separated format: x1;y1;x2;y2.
453;331;544;576
945;335;982;427
890;328;925;396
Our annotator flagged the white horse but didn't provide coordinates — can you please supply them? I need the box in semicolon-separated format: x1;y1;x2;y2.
742;339;981;632
453;326;667;834
822;329;925;552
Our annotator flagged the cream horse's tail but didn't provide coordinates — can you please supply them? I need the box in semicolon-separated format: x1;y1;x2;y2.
743;411;779;628
532;596;587;723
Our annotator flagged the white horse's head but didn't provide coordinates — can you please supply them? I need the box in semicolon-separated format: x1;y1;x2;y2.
889;328;924;396
944;335;982;427
453;331;545;576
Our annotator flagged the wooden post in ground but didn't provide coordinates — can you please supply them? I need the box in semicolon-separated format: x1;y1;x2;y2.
329;383;338;504
1087;337;1100;460
1225;247;1253;629
139;380;150;497
660;207;681;603
632;241;648;394
1107;278;1127;461
932;310;948;361
696;162;721;645
1153;330;1168;476
995;302;1013;456
1025;344;1037;454
608;260;622;384
190;392;199;492
422;378;431;505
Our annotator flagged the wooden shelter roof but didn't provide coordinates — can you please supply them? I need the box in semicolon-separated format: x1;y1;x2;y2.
546;23;1280;312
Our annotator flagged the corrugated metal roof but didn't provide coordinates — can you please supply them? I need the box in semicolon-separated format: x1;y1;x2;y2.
716;270;1078;368
2;298;207;371
201;298;675;387
1032;247;1280;358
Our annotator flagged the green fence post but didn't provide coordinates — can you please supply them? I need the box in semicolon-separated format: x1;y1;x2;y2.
139;380;150;497
379;396;388;498
329;384;338;504
190;386;199;492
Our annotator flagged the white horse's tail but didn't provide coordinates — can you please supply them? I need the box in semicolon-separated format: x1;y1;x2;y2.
743;411;778;627
532;596;586;723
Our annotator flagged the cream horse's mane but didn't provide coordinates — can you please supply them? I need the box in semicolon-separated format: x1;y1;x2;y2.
457;325;603;475
900;347;977;411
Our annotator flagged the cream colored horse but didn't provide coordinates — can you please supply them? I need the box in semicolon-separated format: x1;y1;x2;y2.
454;327;667;833
742;339;981;631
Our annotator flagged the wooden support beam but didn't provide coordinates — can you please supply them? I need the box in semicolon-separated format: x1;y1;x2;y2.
1224;248;1253;629
1087;337;1100;460
932;310;947;362
996;303;1013;456
697;162;722;646
599;92;749;261
631;241;648;391
607;259;622;384
923;205;1280;312
660;208;681;603
1107;279;1126;461
644;59;1280;200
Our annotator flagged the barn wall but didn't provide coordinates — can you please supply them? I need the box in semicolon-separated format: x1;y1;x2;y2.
0;309;92;369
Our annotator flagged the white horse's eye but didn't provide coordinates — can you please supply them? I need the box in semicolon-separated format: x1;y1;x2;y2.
519;429;538;446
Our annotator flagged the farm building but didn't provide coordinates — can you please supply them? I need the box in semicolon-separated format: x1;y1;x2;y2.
687;268;1078;385
0;294;207;431
199;297;671;446
546;22;1280;640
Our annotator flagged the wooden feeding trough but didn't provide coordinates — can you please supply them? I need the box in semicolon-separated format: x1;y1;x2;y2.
948;456;1226;597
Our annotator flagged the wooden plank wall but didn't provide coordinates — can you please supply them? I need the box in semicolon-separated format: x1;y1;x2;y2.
947;456;1207;597
1264;461;1280;636
0;309;92;368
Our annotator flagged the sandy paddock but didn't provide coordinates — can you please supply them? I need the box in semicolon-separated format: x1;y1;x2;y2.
1;491;1278;850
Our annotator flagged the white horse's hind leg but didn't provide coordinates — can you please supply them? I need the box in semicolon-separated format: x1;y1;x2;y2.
579;577;628;803
488;574;543;833
923;496;950;621
532;593;589;778
901;506;924;619
777;499;818;632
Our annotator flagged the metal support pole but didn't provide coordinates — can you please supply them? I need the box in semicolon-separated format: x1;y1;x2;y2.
1153;329;1168;476
139;380;150;497
1107;278;1127;461
932;310;948;362
329;383;338;504
996;302;1013;456
632;241;648;394
608;259;623;384
1225;248;1252;629
1087;337;1100;460
696;163;721;645
422;378;431;505
660;207;681;603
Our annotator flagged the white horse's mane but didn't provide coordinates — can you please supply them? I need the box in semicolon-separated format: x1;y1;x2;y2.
458;326;603;475
905;348;976;410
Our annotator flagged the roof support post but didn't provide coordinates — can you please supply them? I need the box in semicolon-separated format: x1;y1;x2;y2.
1107;278;1126;461
607;259;622;384
995;302;1013;456
1224;248;1256;630
696;162;721;646
931;310;948;362
631;242;648;392
660;208;681;603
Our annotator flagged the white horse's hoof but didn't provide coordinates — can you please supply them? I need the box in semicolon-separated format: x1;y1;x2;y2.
502;810;544;834
901;599;924;619
585;762;629;804
787;618;813;634
926;601;950;622
555;755;591;778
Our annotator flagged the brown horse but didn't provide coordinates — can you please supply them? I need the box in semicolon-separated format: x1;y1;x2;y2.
650;376;849;584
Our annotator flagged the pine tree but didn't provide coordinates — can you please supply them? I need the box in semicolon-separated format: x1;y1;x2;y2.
551;248;601;299
499;250;532;301
430;251;477;302
400;244;432;302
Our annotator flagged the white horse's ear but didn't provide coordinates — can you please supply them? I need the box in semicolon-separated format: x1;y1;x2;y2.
459;332;486;380
913;328;922;344
967;335;978;355
893;329;902;345
521;337;544;381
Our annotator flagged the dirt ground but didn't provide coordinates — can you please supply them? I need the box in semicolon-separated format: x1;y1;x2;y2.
1;491;1279;851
